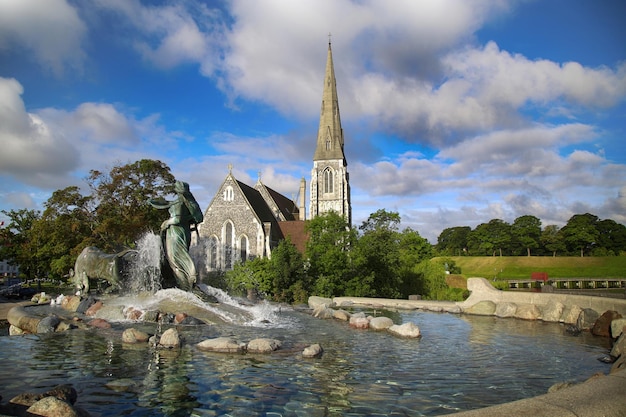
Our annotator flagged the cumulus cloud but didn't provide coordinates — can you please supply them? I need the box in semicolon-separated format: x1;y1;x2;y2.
0;0;86;75
0;77;79;183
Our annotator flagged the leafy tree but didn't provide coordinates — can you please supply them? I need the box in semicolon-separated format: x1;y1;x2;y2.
540;224;566;257
305;212;356;297
560;213;600;257
436;226;471;256
86;159;176;250
227;257;273;298
0;209;43;281
468;219;511;256
413;259;447;299
398;227;433;297
511;215;541;256
352;209;402;298
270;238;309;303
595;219;626;256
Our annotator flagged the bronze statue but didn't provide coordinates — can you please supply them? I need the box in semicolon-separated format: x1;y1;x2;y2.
149;181;204;291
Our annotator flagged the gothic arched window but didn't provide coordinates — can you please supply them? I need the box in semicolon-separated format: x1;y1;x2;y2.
223;186;234;202
224;222;233;269
323;167;333;194
240;235;248;262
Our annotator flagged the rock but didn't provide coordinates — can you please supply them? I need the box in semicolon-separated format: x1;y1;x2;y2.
61;295;82;312
577;308;600;330
541;301;565;322
37;315;61;334
159;328;181;348
611;352;626;374
125;307;143;321
610;333;626;358
76;296;96;314
9;324;26;335
302;344;323;358
592;310;622;337
27;395;80;417
88;318;111;329
247;338;282;353
610;318;626;338
515;304;541;320
388;322;421;338
312;306;335;319
197;337;245;353
369;316;394;330
122;328;150;344
560;304;583;324
180;316;203;325
105;378;138;392
548;381;575;393
44;385;78;405
333;309;351;321
174;312;188;324
464;300;496;316
565;325;582;336
142;310;159;322
84;301;103;316
349;316;370;329
495;302;517;318
308;296;335;310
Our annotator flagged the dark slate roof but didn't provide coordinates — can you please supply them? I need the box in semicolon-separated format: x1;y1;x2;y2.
237;180;277;224
264;184;299;221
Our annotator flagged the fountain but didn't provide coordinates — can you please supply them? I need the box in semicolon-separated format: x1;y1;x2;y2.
2;181;624;415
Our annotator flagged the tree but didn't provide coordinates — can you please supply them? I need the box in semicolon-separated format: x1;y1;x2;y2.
511;215;541;256
595;219;626;256
270;238;309;303
87;159;176;250
305;212;356;297
540;224;566;257
0;209;43;281
352;209;403;298
398;227;433;297
436;226;471;255
468;219;511;256
560;213;600;257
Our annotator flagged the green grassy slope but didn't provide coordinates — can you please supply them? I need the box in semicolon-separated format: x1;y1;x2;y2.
439;256;626;280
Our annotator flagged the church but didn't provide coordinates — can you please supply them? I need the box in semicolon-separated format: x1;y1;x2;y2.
197;41;351;271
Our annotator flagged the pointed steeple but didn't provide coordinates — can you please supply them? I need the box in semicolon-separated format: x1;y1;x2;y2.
313;40;345;162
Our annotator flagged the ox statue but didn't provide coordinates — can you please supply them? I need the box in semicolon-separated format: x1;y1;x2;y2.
72;246;137;294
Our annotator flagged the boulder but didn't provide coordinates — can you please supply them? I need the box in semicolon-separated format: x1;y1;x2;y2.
495;302;517;318
388;322;421;338
333;309;351;321
197;337;245;353
312;306;335;319
560;304;583;324
577;308;600;330
247;338;282;353
515;304;541;320
610;318;626;338
592;310;623;337
610;333;626;358
302;344;323;358
541;301;565;322
308;296;335;310
26;396;81;417
37;315;61;334
61;295;82;313
369;316;394;330
122;328;150;344
464;300;496;316
84;301;103;316
349;316;370;329
88;318;111;329
159;328;181;348
76;296;96;314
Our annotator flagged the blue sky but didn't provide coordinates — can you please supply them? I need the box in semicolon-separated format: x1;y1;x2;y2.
0;0;625;243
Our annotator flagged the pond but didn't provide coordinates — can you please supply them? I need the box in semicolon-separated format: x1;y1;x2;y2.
0;303;612;416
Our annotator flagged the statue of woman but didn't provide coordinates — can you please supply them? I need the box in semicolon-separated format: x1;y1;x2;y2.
149;181;203;291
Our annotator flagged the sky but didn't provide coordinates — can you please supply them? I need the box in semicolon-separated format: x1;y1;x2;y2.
0;0;625;244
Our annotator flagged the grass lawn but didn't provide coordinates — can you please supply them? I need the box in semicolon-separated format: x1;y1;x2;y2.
439;256;626;280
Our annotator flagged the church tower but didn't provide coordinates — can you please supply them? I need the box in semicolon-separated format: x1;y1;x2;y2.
309;40;352;225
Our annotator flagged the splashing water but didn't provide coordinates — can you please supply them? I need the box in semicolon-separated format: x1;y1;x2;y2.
125;232;163;294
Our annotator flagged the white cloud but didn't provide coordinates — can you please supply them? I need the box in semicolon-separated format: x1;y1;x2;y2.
0;0;86;75
0;77;79;182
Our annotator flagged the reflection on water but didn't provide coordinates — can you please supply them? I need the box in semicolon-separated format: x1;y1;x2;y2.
0;309;611;416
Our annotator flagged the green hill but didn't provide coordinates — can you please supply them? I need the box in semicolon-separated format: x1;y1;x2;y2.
439;256;626;280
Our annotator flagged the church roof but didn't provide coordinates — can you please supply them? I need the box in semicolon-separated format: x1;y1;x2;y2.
236;180;278;224
277;221;308;254
259;182;299;221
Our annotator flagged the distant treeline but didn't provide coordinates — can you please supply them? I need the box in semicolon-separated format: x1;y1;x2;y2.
435;213;626;257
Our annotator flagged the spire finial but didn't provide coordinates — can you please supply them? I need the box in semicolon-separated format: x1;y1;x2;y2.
328;32;332;46
228;163;233;173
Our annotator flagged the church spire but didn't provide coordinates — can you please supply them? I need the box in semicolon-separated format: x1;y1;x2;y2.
313;40;345;162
